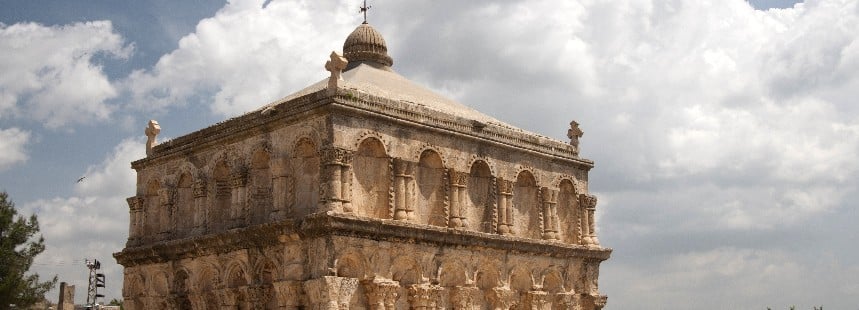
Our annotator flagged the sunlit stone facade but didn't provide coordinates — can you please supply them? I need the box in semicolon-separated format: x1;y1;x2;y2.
114;22;610;310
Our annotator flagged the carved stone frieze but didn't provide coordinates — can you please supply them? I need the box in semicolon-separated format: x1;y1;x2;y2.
408;284;443;310
320;147;354;166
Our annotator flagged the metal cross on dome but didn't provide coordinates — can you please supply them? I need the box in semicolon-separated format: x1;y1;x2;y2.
360;0;371;24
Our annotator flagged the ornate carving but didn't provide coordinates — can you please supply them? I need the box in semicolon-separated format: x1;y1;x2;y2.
193;180;207;198
408;283;443;310
127;196;144;212
487;287;519;310
449;286;480;310
320;148;354;166
230;171;248;188
577;194;597;209
304;276;359;310
273;280;304;309
555;292;582;310
363;278;400;310
594;295;607;310
522;290;551;310
449;170;468;187
497;179;514;195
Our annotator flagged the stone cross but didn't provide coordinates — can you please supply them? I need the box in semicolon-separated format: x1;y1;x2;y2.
325;51;348;92
145;120;161;156
567;120;583;155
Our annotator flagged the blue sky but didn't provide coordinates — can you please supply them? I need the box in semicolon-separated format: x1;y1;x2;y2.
5;0;859;308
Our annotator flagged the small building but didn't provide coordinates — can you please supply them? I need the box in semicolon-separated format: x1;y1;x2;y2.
114;21;610;310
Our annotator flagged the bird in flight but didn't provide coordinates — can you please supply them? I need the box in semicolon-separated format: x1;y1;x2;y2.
76;176;86;183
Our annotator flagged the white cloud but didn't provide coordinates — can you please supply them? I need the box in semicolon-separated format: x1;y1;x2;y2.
123;0;357;117
0;21;130;128
0;127;30;170
22;138;144;302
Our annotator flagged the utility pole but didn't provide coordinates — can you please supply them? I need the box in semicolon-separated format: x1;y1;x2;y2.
85;259;105;309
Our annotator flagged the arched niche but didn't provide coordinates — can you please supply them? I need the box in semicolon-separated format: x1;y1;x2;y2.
466;160;493;233
212;161;231;232
292;139;319;216
176;173;193;236
416;149;446;226
557;179;580;244
145;180;161;237
513;171;541;239
250;149;272;224
543;268;565;294
353;138;391;219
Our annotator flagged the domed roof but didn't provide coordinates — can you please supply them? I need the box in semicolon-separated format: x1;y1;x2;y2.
343;23;393;67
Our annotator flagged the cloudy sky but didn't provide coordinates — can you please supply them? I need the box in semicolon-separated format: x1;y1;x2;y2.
1;0;857;308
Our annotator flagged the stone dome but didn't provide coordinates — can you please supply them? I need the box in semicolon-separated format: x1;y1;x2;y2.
343;23;393;67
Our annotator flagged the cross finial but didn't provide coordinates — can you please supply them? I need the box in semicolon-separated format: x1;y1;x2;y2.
145;120;161;156
360;0;371;24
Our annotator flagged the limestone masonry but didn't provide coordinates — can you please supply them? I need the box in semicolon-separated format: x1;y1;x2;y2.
114;22;611;310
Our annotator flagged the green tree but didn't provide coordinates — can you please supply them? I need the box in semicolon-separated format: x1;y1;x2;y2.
0;191;56;308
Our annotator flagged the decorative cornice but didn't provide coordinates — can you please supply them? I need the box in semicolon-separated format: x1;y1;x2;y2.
114;212;612;267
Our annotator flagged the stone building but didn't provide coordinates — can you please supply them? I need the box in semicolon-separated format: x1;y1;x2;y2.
114;21;610;310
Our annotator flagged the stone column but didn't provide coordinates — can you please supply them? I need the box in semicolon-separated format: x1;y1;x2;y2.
192;180;207;234
393;158;416;221
522;291;550;310
486;287;518;310
408;284;443;310
448;170;468;228
496;179;514;235
273;280;304;310
363;278;400;310
126;196;145;245
577;194;599;246
320;148;354;213
304;276;359;310
449;286;480;310
555;292;582;310
541;187;559;240
230;170;248;228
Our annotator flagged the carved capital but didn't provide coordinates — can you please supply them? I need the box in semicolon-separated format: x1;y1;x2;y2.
449;286;480;310
193;180;208;198
594;295;607;310
230;171;248;188
393;158;415;176
541;187;558;204
273;280;304;308
522;291;550;310
320;148;353;166
555;292;581;310
497;178;514;195
408;284;443;310
449;169;468;187
127;196;144;212
487;287;519;310
577;194;597;210
304;276;359;310
363;279;400;310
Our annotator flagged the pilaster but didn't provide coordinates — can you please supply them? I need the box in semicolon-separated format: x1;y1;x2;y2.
496;178;514;235
448;170;468;228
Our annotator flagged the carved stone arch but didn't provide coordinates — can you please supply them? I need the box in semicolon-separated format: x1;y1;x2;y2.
175;171;195;236
474;258;502;289
389;255;422;286
551;174;580;192
512;169;541;239
353;136;392;219
467;155;497;177
145;268;171;297
224;261;250;288
335;250;370;279
288;126;321;155
415;148;447;226
514;165;542;188
354;131;391;155
413;144;449;167
253;257;278;285
172;266;193;294
541;266;566;294
464;159;495;233
438;257;469;287
191;259;222;292
124;272;147;310
508;264;535;292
